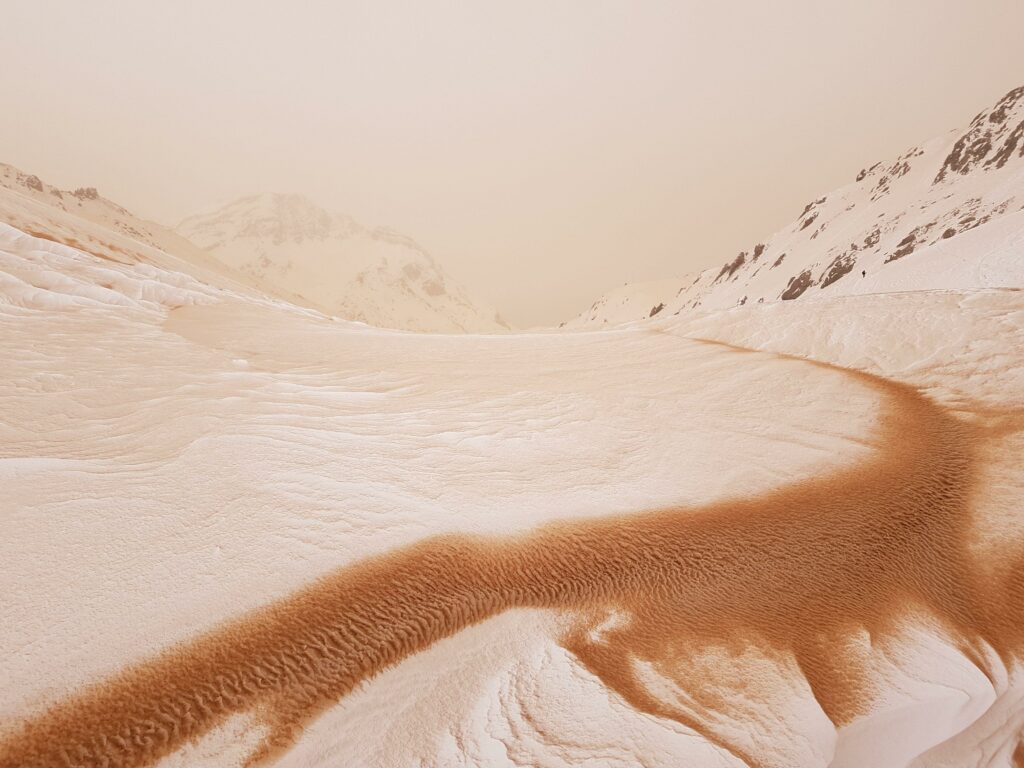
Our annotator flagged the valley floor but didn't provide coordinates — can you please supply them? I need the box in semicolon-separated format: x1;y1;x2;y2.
1;223;1023;767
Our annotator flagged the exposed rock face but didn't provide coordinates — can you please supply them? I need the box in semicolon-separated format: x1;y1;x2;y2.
886;232;919;263
820;252;857;288
935;85;1024;182
799;211;819;231
869;147;922;201
780;269;814;300
714;252;746;283
987;120;1024;169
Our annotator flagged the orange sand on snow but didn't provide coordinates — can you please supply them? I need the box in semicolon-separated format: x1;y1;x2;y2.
2;343;1022;767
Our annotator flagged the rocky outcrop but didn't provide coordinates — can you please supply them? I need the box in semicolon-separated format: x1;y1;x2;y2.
935;86;1024;182
781;269;814;300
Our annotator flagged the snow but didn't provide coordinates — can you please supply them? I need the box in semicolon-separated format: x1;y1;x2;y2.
0;168;507;334
569;85;1024;328
564;278;679;328
1;85;1023;768
177;193;509;333
1;218;1022;767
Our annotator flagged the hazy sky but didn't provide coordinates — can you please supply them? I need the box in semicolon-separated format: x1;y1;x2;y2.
3;1;1023;326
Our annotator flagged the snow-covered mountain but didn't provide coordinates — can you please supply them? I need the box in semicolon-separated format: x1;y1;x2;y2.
0;162;253;292
3;218;1023;767
0;166;508;333
569;85;1024;327
177;194;509;333
5;77;1024;768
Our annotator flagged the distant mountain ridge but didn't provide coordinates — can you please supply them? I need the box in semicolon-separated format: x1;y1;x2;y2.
568;85;1024;328
0;166;508;333
177;193;509;333
0;162;256;292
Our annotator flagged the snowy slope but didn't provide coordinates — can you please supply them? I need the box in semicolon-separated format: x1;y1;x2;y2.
177;193;509;333
0;166;509;333
0;163;327;310
569;85;1024;327
1;221;1022;768
557;278;678;328
0;163;257;290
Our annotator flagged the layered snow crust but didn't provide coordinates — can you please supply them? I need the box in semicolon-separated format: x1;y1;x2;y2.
1;220;1022;767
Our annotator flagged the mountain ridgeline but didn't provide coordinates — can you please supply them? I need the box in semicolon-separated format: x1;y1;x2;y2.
177;194;509;333
0;169;507;333
569;85;1024;328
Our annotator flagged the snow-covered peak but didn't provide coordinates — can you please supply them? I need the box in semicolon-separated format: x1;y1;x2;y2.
0;167;507;332
568;84;1024;328
178;192;359;249
177;194;509;333
935;85;1024;183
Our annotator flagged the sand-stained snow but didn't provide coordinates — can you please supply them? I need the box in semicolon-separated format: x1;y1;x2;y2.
1;223;1023;767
